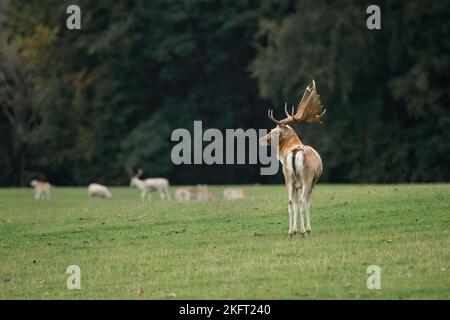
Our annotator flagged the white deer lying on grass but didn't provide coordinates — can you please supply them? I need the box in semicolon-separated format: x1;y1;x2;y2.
223;188;246;200
87;183;112;199
130;169;171;201
30;180;52;200
175;185;215;202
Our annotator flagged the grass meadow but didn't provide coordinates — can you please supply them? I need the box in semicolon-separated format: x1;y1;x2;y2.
0;184;449;299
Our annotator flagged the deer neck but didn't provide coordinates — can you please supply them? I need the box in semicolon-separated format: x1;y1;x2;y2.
278;132;302;161
134;178;145;190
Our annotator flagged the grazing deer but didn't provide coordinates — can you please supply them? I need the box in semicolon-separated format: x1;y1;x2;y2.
130;169;171;201
175;187;196;202
223;188;246;200
260;80;326;237
87;183;112;199
30;180;52;200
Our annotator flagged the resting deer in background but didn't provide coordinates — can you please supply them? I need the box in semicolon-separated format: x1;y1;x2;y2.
195;185;215;201
175;187;197;202
130;169;171;201
223;188;246;200
260;80;326;237
175;185;215;202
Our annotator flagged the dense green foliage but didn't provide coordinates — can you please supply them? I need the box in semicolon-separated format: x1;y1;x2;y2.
0;0;449;186
0;184;449;298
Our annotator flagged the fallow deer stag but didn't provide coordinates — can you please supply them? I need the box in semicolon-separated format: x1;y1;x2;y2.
260;80;326;237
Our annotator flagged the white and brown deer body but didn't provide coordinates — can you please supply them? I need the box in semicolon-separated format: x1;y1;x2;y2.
30;180;52;200
260;80;326;237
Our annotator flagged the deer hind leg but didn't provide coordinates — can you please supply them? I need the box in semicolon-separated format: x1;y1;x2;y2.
287;183;295;237
304;187;312;234
292;187;299;235
298;188;307;236
300;186;312;235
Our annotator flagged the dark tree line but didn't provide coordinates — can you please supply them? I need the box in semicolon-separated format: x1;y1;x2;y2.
0;0;449;186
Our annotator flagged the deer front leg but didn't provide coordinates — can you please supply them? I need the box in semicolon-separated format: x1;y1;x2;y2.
166;189;172;201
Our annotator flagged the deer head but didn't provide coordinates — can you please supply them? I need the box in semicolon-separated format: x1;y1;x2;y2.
129;168;144;187
260;80;326;147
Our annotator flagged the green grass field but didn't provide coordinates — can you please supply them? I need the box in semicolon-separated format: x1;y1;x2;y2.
0;184;449;299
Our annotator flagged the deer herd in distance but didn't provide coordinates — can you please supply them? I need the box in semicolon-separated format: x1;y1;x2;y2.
30;169;246;203
28;80;326;237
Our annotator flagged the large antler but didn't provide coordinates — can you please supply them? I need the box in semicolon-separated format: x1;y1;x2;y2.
126;166;143;178
126;165;134;178
267;80;326;125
